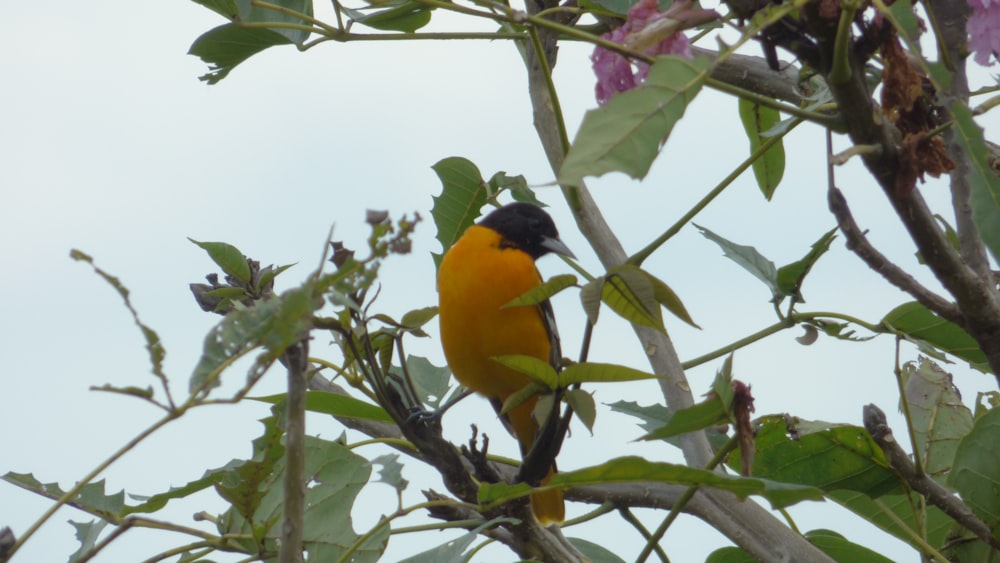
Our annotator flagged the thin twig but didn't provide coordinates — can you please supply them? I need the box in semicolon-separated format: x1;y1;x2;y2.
827;187;963;324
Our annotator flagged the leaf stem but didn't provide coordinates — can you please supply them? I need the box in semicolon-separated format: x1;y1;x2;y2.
630;119;802;266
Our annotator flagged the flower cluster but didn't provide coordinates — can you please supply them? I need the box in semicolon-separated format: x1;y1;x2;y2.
968;0;1000;66
591;0;718;105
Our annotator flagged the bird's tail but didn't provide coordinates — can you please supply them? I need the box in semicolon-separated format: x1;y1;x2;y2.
530;466;564;525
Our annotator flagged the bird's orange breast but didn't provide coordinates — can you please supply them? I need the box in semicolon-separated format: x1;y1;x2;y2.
437;225;551;402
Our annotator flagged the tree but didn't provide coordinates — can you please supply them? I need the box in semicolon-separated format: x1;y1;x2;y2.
3;0;1000;561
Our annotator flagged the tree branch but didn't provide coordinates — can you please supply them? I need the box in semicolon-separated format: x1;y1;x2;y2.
799;1;1000;383
827;187;963;324
280;341;309;563
523;15;835;563
863;404;1000;551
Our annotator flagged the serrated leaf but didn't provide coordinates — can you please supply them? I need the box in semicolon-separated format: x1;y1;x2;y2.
775;227;837;301
189;238;251;283
695;224;779;299
902;358;974;478
565;388;597;432
431;157;488;268
399;355;453;409
738;416;900;497
948;406;1000;531
480;456;823;509
68;519;108;563
559;362;659;386
503;274;578;308
189;284;317;394
640;396;728;440
251;391;393;422
602;265;665;332
951;103;1000;265
189;23;292;84
491;354;558;389
738;98;785;199
882;301;989;372
372;454;408;492
559;56;712;185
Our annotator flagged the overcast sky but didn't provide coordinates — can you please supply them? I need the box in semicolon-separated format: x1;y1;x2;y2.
3;1;999;561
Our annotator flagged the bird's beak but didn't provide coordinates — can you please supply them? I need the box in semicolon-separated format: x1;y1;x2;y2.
541;236;576;260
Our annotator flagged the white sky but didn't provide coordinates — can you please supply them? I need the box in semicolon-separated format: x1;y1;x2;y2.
3;1;998;562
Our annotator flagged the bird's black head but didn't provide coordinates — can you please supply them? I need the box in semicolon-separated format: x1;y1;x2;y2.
479;203;575;260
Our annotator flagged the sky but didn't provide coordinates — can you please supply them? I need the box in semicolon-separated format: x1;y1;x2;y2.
2;1;999;562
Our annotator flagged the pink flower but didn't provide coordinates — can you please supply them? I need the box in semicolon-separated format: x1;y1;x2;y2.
591;0;718;104
968;0;1000;65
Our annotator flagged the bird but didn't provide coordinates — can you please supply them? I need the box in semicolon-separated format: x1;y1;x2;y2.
437;202;574;525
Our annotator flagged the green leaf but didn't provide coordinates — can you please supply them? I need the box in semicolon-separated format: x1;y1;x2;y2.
235;0;314;44
706;547;757;563
189;24;293;85
189;284;317;394
643;268;700;328
829;490;953;551
565;388;597;433
805;529;895;562
640;396;728;440
501;381;550;415
948;406;1000;531
398;517;515;563
577;0;634;15
738;98;785;199
398;355;453;409
2;473;126;521
608;400;671;435
775;227;838;301
503;274;578;308
400;306;438;330
695;224;780;299
559;56;712;185
901;358;974;478
567;538;627;563
214;420;387;561
215;416;285;521
559;362;659;386
372;453;408;492
951;103;1000;265
68;520;108;563
188;238;252;283
882;301;989;372
579;276;604;324
479;456;823;509
739;416;901;497
602;265;665;332
491;354;558;389
431;157;488;267
351;1;432;32
251;391;393;422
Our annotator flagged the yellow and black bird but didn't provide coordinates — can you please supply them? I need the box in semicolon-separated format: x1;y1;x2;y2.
437;202;574;525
